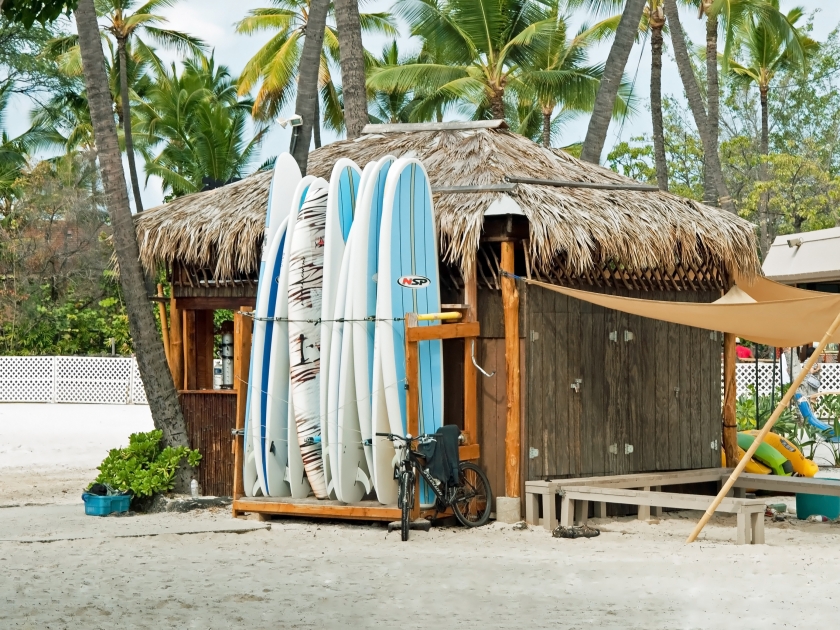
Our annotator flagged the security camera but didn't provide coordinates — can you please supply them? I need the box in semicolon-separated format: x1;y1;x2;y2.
787;237;803;248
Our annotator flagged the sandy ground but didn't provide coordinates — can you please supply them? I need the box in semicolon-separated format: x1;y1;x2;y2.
5;403;840;628
0;403;154;506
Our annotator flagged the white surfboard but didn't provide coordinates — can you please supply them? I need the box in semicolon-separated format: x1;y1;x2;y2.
374;158;443;508
244;154;301;496
264;176;315;496
286;380;310;498
350;156;396;502
288;179;329;499
320;159;362;499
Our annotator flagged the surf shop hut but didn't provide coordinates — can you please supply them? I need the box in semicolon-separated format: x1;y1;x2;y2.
136;120;760;522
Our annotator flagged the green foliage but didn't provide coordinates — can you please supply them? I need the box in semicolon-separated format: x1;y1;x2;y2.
735;384;800;444
93;430;201;498
1;0;77;28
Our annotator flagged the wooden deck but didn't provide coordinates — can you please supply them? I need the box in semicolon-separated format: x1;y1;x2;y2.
232;496;400;521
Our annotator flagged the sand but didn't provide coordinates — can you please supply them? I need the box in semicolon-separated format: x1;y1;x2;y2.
4;403;840;628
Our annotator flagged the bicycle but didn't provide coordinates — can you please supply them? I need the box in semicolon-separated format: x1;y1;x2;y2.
377;432;492;541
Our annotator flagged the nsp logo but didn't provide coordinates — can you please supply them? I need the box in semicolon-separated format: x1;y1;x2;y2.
397;275;431;289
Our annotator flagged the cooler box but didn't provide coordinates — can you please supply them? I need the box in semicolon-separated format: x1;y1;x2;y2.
796;493;840;520
82;493;131;516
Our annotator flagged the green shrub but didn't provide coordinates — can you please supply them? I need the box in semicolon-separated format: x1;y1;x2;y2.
92;430;202;498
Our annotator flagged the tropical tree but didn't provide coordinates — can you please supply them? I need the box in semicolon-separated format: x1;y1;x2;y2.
73;0;192;480
0;84;32;203
728;0;816;255
367;40;420;124
647;0;668;189
46;0;205;212
575;0;646;164
333;0;366;138
133;53;266;198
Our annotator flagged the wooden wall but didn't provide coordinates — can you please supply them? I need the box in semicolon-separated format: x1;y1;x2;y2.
180;391;237;496
525;284;722;480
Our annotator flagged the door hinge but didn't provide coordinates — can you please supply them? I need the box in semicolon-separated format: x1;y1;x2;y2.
624;444;634;455
570;378;582;393
608;443;618;455
711;439;719;450
530;330;539;342
529;447;539;459
609;331;618;343
624;330;634;342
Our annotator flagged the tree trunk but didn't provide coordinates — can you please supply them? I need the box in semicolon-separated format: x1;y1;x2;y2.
663;0;735;212
313;93;321;149
489;88;505;120
703;11;719;206
290;0;329;174
650;17;668;191
580;0;646;164
117;38;144;213
333;0;367;139
758;85;770;257
75;0;191;489
542;108;551;146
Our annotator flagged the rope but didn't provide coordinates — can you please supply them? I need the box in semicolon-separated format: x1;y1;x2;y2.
237;311;405;324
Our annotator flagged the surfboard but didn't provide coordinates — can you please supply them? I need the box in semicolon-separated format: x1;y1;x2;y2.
374;158;443;507
244;153;301;496
264;176;314;496
288;179;329;499
320;159;362;498
349;156;396;503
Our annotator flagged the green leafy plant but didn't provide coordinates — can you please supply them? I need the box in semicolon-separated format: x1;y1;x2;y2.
92;430;201;499
736;384;798;438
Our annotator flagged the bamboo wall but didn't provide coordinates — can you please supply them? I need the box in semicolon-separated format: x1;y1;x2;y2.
179;391;237;496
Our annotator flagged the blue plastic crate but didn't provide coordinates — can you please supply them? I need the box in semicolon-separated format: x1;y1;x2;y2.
796;492;840;520
82;493;131;516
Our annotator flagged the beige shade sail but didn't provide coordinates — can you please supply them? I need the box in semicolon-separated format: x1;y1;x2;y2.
523;275;840;347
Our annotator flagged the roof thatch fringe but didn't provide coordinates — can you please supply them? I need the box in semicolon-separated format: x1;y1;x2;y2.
135;124;760;282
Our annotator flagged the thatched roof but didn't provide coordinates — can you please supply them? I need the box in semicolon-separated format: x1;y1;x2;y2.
135;121;759;282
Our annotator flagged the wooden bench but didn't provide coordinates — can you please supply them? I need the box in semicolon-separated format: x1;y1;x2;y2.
525;469;729;532
560;486;766;545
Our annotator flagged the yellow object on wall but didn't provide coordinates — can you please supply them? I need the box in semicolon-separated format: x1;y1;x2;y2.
721;448;772;475
745;430;819;477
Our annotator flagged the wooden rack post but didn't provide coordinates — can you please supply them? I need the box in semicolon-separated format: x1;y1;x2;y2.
232;307;252;513
169;296;184;390
722;332;738;466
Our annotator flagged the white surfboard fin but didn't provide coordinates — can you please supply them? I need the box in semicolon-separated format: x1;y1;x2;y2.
284;466;290;483
356;467;372;494
252;480;263;496
327;478;335;495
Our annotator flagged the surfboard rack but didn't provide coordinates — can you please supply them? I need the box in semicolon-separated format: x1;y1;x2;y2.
230;308;482;523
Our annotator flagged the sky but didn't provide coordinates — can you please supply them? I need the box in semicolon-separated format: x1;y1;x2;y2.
7;0;840;210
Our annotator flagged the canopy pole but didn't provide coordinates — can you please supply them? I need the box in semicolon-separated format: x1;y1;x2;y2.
501;242;521;505
722;333;739;467
687;309;840;543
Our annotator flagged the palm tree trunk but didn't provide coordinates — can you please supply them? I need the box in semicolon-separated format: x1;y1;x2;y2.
333;0;367;139
290;0;329;173
663;0;735;212
75;0;191;485
313;94;321;149
489;88;505;120
542;109;552;146
703;10;719;206
758;85;770;256
580;0;646;164
117;38;144;213
650;16;668;191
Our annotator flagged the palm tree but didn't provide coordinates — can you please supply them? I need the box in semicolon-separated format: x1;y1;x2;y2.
133;54;266;198
576;0;646;164
0;84;32;204
647;0;668;189
235;1;396;140
333;0;366;138
73;0;191;476
729;0;815;255
49;0;206;212
367;40;420;124
369;0;584;123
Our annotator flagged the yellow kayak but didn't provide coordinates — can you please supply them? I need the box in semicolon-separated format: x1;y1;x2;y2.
744;430;819;477
721;448;772;475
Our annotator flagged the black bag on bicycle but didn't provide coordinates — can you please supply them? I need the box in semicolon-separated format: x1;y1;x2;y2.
417;425;461;488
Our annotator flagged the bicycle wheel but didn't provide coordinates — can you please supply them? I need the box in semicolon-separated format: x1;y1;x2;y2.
399;470;413;541
452;462;492;528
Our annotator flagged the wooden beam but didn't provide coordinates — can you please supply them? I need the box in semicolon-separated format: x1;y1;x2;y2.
722;332;738;467
406;321;479;342
156;284;171;367
232;307;253;507
172;296;257;311
463;261;478;446
504;176;659;192
405;313;421;522
501;241;521;499
183;310;196;391
232;499;401;521
459;444;480;461
169;297;184;390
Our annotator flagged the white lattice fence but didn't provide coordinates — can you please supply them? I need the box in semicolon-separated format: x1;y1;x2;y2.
0;356;148;404
736;362;840;397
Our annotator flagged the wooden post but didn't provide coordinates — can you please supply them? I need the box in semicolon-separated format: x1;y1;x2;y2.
183;310;196;390
195;310;215;390
687;308;840;543
232;307;253;510
169;296;184;390
156;284;171;367
501;241;521;499
405;312;421;521
722;332;738;467
463;261;478;445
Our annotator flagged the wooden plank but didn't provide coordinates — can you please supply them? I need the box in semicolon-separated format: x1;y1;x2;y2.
169;297;184;390
405;329;420;521
605;305;621;475
654;299;668;471
567;302;582;477
527;310;543;480
562;486;765;512
700;330;713;468
679;325;692;469
667;320;681;470
689;326;702;470
732;474;840;497
501;241;520;499
172;296;257;310
406;321;480;342
232;307;252;506
542;310;557;478
459;444;480;460
639;314;656;472
528;468;728;491
555;310;570;477
463;260;478;445
194;310;215;391
156;284;171;367
183;310;196;391
233;499;401;521
723;333;738;467
710;331;722;467
478;339;499;507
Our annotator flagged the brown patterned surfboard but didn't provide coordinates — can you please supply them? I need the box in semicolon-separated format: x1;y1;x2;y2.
288;183;328;499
